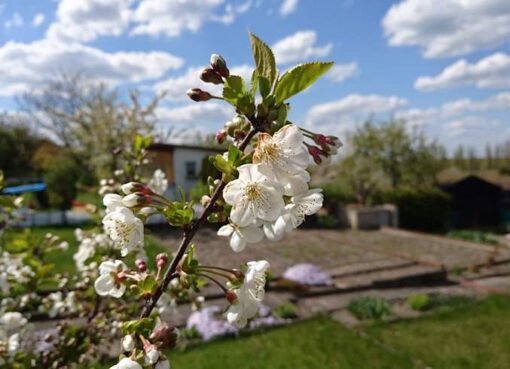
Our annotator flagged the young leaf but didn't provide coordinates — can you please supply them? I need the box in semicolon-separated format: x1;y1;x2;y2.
223;75;246;105
258;76;271;99
249;32;277;85
274;62;334;103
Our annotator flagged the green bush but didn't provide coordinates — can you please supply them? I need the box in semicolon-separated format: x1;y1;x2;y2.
347;296;391;320
407;293;430;311
44;155;80;212
273;302;298;319
447;230;500;245
373;188;451;232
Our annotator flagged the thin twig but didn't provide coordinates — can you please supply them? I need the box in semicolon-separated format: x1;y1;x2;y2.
139;128;258;318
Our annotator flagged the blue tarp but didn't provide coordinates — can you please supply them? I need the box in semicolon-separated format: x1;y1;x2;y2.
2;182;47;194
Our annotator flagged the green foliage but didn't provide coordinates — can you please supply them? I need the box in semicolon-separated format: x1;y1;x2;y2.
44;154;80;211
407;293;431;311
274;62;333;103
273;302;298;319
373;187;451;232
348;296;392;320
122;317;156;337
316;214;339;229
0;123;44;177
249;32;277;85
447;230;500;245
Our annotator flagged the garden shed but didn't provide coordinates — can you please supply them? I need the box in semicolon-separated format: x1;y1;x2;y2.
441;175;510;229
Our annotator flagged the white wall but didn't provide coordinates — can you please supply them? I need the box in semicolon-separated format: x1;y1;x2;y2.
172;147;219;194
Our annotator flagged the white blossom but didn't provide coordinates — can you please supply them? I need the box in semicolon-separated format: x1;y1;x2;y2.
217;223;264;252
94;260;128;298
156;359;171;369
262;216;288;242
223;164;284;227
103;194;123;213
285;189;323;230
226;260;270;328
122;335;135;352
110;357;142;369
0;312;27;331
103;207;144;256
149;169;168;195
144;345;160;365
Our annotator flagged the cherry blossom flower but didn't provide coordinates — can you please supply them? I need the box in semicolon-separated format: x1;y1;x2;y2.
226;260;270;328
94;260;128;298
149;169;168;195
102;207;144;256
223;164;284;227
285;189;324;230
262;216;287;242
103;194;123;213
253;124;309;176
110;357;142;369
122;335;135;352
217;222;264;252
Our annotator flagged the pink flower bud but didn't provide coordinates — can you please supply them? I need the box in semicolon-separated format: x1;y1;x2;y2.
136;259;147;272
200;68;223;84
215;129;227;144
187;88;212;102
156;253;169;269
121;182;150;195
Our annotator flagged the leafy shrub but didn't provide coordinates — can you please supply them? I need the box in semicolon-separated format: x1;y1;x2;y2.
316;214;339;228
447;230;500;245
407;293;430;311
273;302;298;319
347;296;391;320
44;155;80;211
373;188;451;232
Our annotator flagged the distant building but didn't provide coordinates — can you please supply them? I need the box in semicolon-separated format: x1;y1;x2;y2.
440;174;510;228
147;143;223;197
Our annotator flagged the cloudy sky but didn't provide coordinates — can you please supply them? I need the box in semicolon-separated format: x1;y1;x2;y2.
0;0;509;153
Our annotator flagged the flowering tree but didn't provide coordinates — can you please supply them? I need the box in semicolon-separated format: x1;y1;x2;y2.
0;33;340;369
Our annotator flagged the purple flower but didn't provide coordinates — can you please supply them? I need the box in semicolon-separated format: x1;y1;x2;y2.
283;263;332;286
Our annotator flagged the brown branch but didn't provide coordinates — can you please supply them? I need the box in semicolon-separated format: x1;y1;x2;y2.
139;128;259;318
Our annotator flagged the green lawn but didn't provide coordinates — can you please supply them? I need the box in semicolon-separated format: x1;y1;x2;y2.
4;226;168;276
95;294;510;369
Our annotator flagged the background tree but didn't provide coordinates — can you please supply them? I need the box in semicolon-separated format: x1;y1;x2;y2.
22;74;166;180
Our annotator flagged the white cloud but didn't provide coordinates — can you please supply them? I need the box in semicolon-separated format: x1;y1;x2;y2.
0;39;184;96
32;13;45;27
46;0;133;43
5;12;24;28
397;92;510;126
154;64;252;102
382;0;510;58
305;94;407;135
280;0;298;16
415;53;510;91
131;0;242;37
272;30;333;64
326;62;358;83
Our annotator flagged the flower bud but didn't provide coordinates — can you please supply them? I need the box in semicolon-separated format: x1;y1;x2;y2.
122;334;135;352
121;182;149;195
122;193;152;207
150;324;179;349
210;54;229;78
200;68;223;84
139;206;157;216
144;344;160;365
215;129;227;144
200;195;211;207
136;259;147;273
226;290;238;304
187;88;212;102
156;253;169;269
232;115;245;127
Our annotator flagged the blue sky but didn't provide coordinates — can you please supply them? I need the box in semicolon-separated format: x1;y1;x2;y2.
0;0;509;153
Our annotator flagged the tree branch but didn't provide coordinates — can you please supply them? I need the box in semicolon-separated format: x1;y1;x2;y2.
139;128;258;318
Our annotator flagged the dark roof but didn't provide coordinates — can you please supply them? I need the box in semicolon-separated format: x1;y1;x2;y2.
148;143;225;153
440;173;510;191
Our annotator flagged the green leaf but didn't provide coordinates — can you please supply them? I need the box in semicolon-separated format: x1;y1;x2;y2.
223;75;246;104
228;145;243;166
249;32;277;85
258;76;271;98
250;70;258;97
274;62;334;102
122;318;156;335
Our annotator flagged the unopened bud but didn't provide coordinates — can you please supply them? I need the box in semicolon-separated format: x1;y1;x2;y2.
150;324;179;349
121;334;135;352
156;253;169;269
122;192;151;207
210;54;229;78
136;259;147;272
226;290;238;304
187;88;212;102
139;207;157;216
215;129;227;144
234;129;246;141
121;182;150;195
144;344;160;365
200;68;223;84
200;195;211;207
232;115;244;126
231;269;244;281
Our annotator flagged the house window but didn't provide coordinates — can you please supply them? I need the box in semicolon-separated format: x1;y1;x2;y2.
185;161;197;179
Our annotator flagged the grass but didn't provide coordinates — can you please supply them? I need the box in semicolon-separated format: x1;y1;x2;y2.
447;230;500;245
4;226;168;276
365;294;510;369
95;294;510;369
